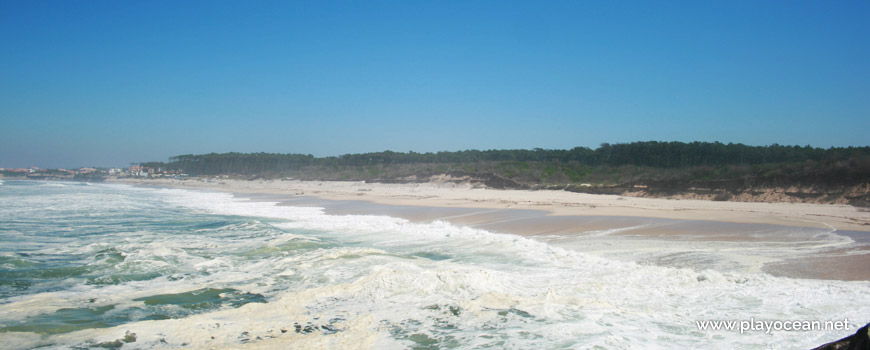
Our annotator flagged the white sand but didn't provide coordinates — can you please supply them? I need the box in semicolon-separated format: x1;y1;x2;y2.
109;178;870;232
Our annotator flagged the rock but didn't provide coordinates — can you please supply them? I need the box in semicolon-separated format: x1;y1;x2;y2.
812;323;869;350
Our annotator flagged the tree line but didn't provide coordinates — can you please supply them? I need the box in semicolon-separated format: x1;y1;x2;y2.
142;142;870;176
132;142;869;195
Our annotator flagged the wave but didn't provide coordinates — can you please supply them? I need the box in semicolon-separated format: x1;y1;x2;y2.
149;189;870;348
1;185;866;349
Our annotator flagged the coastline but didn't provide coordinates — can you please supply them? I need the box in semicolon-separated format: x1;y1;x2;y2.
104;178;870;281
4;179;869;349
108;177;870;232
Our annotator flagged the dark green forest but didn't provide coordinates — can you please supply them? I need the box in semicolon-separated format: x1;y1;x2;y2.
141;142;870;192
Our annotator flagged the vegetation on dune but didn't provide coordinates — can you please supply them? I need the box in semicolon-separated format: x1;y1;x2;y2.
142;142;867;183
138;141;870;206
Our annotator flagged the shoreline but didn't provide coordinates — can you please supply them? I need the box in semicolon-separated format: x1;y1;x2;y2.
4;179;869;349
108;177;870;232
104;178;870;281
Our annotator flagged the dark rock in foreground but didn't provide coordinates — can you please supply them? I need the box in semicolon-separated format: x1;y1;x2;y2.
813;323;869;350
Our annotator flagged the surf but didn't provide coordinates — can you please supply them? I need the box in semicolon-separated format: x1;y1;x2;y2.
0;181;867;349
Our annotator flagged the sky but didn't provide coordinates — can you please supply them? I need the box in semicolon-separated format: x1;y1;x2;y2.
1;1;868;169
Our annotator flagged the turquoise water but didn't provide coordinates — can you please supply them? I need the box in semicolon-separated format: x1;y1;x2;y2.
0;182;286;332
0;180;867;349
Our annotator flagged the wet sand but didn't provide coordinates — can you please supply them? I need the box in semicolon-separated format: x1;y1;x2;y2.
110;178;870;232
239;193;870;281
114;179;870;281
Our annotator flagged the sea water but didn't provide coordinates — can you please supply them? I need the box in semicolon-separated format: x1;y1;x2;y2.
0;180;867;349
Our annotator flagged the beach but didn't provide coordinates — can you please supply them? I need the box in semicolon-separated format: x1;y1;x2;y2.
110;178;870;281
2;179;868;349
111;178;870;232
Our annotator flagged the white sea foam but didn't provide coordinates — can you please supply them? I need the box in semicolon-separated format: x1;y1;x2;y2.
1;184;867;349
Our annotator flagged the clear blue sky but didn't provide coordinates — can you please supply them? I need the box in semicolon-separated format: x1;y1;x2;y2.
1;0;868;168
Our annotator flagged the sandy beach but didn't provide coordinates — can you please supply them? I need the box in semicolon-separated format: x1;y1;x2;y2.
110;178;870;232
107;178;870;281
6;179;869;349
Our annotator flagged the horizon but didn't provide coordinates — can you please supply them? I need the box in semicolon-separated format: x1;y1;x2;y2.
2;1;869;169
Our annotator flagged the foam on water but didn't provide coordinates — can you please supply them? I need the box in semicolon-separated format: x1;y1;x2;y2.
531;217;857;277
0;181;868;349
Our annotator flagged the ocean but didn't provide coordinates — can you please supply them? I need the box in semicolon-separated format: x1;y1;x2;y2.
0;180;867;349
